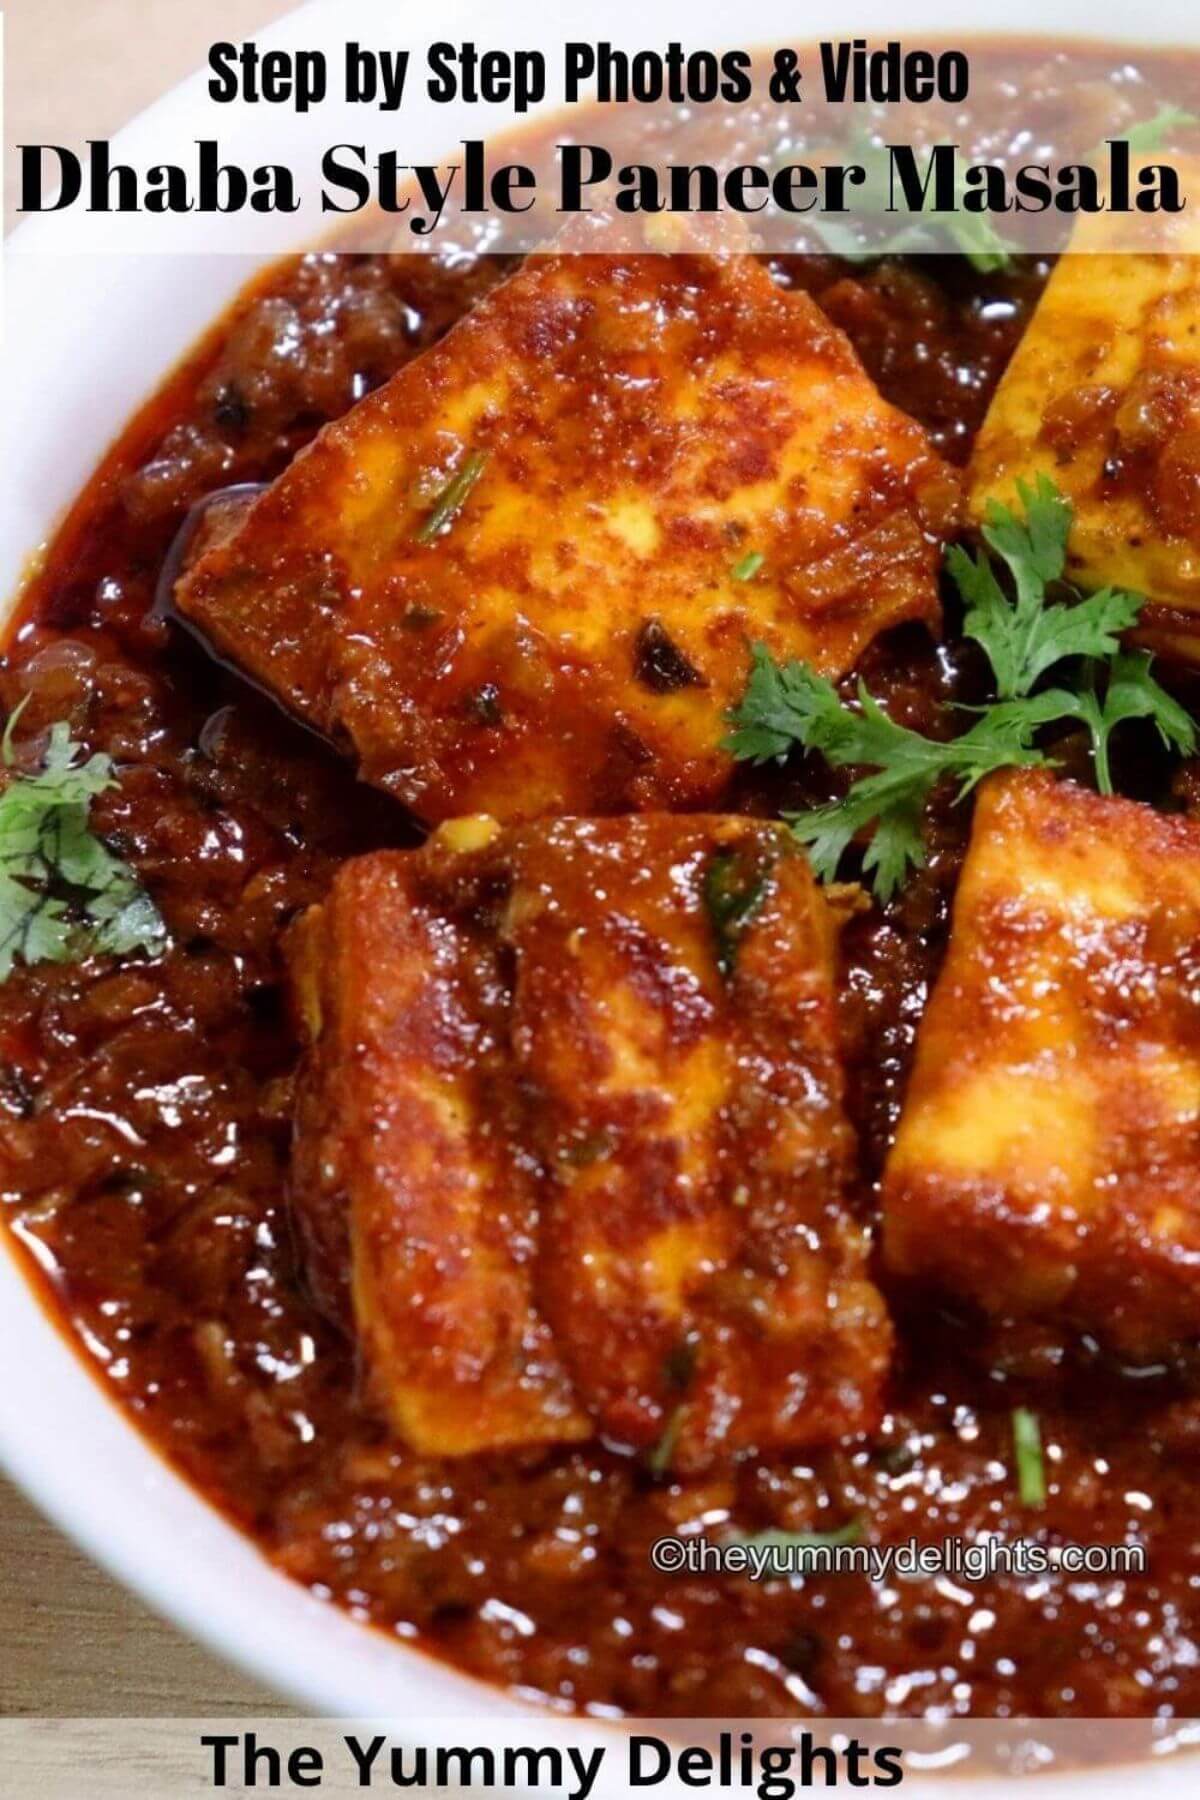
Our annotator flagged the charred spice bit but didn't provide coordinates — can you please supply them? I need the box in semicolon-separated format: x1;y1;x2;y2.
633;618;706;694
212;383;251;435
469;684;504;726
663;1338;699;1393
401;604;443;631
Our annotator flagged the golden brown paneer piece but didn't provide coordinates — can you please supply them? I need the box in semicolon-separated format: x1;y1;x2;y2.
178;223;958;824
287;838;588;1457
287;814;891;1465
883;770;1200;1362
969;160;1200;659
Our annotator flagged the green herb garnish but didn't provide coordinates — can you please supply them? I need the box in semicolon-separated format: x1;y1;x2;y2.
1114;104;1200;157
948;477;1139;700
725;650;1051;902
810;134;1014;273
703;848;769;975
414;450;489;544
648;1340;700;1476
0;708;165;981
647;1404;687;1478
1012;1406;1047;1509
726;478;1195;902
731;551;765;582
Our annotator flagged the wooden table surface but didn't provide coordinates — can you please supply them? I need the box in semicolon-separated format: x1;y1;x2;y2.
2;0;296;1719
0;1477;289;1716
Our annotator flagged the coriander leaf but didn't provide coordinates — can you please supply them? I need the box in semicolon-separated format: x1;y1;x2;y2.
785;727;1032;903
722;643;837;765
704;848;769;976
1070;651;1197;795
726;656;964;780
1012;1406;1046;1509
803;217;886;262
0;713;166;982
838;682;949;772
1117;104;1200;156
91;884;167;957
727;480;1199;904
787;783;911;893
1107;651;1197;758
731;550;765;582
775;685;1051;901
1012;586;1143;693
414;450;489;544
953;690;1079;773
960;573;1142;702
809;136;1014;271
942;204;1013;275
859;789;928;900
893;137;1016;272
647;1404;687;1478
11;896;73;971
946;542;1022;698
728;637;1080;901
982;474;1072;608
951;479;1143;699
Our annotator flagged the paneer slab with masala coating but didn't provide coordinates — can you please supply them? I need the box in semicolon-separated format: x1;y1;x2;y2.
287;814;891;1466
883;770;1200;1363
968;159;1200;662
177;220;958;824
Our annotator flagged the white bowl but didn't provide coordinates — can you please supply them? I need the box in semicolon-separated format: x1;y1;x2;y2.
2;0;1198;1768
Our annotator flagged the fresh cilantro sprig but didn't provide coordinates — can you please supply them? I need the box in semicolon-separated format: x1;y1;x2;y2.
950;476;1193;782
725;478;1196;902
809;133;1014;273
0;705;165;981
948;475;1140;700
724;1518;864;1572
727;652;1052;900
1066;650;1196;796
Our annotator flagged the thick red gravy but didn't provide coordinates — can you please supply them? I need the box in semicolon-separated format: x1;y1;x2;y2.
5;41;1200;1718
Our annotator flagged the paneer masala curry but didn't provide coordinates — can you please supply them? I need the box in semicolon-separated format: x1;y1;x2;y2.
6;40;1200;1721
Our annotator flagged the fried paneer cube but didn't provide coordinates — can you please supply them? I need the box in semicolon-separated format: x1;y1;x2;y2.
178;225;957;824
968;161;1200;658
287;814;891;1464
502;815;890;1462
883;771;1200;1361
287;839;588;1457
